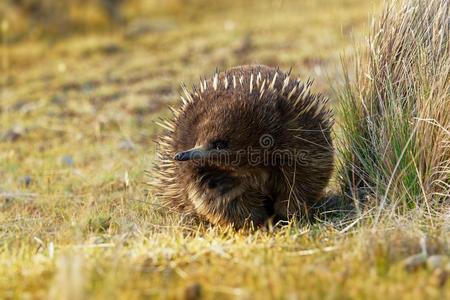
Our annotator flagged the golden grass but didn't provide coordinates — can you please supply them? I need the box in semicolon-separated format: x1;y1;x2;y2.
1;0;449;299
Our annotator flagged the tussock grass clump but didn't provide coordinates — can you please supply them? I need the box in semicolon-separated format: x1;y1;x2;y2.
337;0;450;216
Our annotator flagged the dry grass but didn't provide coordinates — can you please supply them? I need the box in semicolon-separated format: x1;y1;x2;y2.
1;0;450;299
337;0;450;219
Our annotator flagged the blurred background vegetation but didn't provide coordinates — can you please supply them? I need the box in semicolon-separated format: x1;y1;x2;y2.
0;0;371;40
2;0;229;41
2;0;376;104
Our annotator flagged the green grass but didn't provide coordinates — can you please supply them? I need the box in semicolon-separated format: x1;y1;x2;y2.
1;0;449;299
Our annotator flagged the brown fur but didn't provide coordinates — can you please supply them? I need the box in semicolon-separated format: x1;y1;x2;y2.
150;65;334;229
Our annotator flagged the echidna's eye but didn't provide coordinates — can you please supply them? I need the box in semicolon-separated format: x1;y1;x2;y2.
209;140;228;150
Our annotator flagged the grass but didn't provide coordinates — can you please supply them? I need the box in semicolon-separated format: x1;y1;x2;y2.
1;0;449;299
336;0;450;217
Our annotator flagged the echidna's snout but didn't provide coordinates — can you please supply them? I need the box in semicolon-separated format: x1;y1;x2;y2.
174;146;208;161
174;138;231;163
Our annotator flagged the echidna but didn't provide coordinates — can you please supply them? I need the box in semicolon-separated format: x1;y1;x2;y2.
151;65;334;229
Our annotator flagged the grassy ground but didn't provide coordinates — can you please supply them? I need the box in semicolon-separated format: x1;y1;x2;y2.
1;0;449;299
